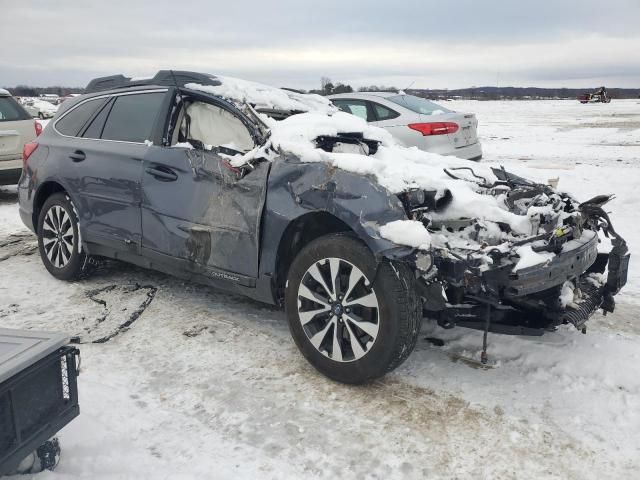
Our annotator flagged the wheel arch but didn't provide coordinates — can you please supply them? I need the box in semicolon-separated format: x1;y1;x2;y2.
262;159;415;304
32;180;68;233
273;211;354;297
271;208;412;303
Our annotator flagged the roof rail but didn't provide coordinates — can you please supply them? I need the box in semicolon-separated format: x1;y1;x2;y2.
85;70;221;93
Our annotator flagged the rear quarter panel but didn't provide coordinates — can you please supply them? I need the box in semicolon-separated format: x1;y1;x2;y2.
17;142;50;231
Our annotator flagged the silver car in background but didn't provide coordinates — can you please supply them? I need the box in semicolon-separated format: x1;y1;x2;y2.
329;92;482;160
0;89;40;185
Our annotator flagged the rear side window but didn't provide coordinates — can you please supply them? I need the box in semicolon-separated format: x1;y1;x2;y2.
0;97;30;122
56;98;106;136
81;100;113;139
332;99;374;122
371;102;400;121
101;92;165;143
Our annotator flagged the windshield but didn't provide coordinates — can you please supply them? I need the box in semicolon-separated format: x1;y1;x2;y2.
387;95;453;116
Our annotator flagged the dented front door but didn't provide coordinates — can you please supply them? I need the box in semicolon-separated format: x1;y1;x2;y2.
140;145;268;279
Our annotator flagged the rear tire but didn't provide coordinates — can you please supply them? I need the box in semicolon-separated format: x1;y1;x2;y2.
285;233;421;384
37;193;87;281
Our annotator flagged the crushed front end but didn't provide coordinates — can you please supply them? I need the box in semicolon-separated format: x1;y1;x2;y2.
403;167;630;336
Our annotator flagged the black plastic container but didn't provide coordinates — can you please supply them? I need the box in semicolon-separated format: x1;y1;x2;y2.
0;346;80;475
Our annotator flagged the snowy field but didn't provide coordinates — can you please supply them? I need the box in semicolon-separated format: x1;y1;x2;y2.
1;99;639;479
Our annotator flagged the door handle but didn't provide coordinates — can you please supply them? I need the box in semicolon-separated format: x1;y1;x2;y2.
146;166;178;182
69;150;85;162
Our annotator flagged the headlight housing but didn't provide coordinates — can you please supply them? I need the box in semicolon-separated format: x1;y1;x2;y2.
402;189;425;207
398;188;452;212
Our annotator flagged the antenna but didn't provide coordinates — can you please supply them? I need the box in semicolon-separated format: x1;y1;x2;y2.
403;79;416;93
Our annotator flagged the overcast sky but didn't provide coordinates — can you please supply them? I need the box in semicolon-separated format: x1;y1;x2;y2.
2;0;639;89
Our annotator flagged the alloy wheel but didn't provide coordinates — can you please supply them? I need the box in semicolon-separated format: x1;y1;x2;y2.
41;205;75;268
297;257;380;362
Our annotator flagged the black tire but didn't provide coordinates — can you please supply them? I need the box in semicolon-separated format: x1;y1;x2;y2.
285;233;421;384
38;112;45;120
37;192;87;281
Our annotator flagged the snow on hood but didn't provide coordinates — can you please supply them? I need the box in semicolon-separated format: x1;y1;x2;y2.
185;76;336;115
263;111;533;237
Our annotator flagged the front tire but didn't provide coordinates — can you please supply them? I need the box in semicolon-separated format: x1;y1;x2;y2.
37;193;86;281
285;233;421;384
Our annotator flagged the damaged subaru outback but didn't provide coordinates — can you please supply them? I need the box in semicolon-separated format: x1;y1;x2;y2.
18;71;630;384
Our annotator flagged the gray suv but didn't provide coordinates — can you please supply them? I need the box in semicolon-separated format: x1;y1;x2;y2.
18;71;629;383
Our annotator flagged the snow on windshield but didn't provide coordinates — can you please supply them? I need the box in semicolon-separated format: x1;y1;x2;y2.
186;76;337;115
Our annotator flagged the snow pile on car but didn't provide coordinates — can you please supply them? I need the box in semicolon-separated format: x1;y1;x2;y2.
258;110;592;274
266;112;552;227
379;220;432;249
186;77;336;115
187;79;582;272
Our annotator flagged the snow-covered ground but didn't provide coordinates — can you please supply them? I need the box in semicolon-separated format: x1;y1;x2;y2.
1;99;639;479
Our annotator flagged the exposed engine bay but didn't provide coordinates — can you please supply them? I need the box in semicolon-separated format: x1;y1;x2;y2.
402;167;629;336
316;134;630;338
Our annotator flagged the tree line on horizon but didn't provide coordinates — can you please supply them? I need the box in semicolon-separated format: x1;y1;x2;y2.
308;78;640;99
5;81;640;100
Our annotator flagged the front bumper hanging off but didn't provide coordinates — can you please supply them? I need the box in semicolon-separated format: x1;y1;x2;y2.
421;231;630;336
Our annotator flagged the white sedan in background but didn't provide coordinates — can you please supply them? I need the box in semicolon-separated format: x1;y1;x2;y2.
21;98;58;119
329;92;482;160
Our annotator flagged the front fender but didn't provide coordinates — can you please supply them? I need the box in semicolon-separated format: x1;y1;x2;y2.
260;154;413;276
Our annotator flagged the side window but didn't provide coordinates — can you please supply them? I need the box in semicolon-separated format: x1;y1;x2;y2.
101;92;166;143
372;102;400;121
175;101;254;152
81;99;113;139
55;98;105;136
332;99;374;122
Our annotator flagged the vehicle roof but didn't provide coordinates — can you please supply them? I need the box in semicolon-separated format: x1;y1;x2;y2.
329;92;400;99
77;83;239;111
85;70;219;93
84;83;170;98
84;70;336;117
0;88;11;96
